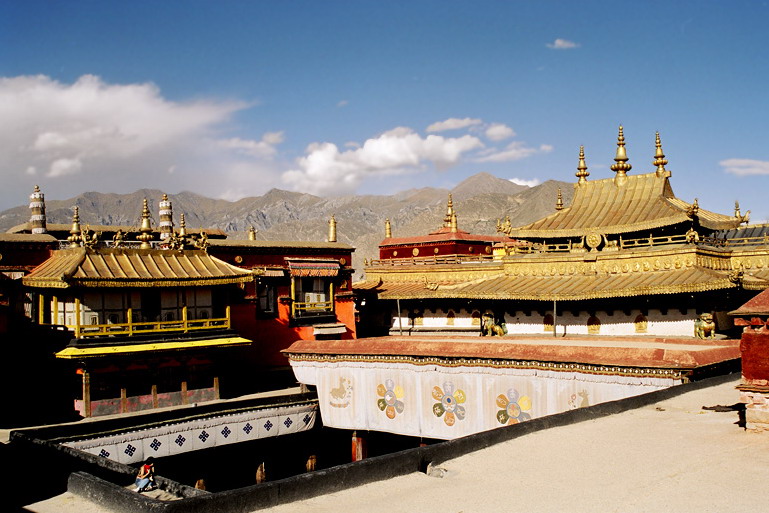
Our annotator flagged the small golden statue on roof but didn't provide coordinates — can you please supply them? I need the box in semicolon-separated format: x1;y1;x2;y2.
112;229;125;248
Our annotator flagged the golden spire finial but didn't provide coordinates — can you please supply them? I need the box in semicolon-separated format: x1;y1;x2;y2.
179;213;187;237
610;125;632;184
68;206;82;247
248;226;257;240
576;145;589;184
444;193;455;228
34;185;40;193
450;212;458;233
137;198;154;249
385;218;392;238
555;188;564;210
653;131;669;177
328;214;337;243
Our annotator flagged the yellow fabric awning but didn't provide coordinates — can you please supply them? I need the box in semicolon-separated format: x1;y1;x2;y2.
55;336;252;359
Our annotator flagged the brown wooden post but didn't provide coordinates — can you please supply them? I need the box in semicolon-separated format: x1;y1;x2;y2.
152;384;158;409
225;305;231;329
75;298;82;338
82;370;91;418
182;305;188;332
181;381;189;405
127;307;133;336
213;376;220;400
120;388;127;413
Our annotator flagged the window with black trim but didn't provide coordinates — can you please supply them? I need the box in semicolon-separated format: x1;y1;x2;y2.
257;282;277;317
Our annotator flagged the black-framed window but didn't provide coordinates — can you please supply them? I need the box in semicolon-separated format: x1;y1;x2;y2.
257;282;277;317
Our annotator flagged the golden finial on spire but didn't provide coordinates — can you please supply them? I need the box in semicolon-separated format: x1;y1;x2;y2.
555;188;564;210
734;201;741;219
137;198;154;249
610;125;632;184
576;145;589;184
68;206;82;247
328;214;337;242
385;218;392;238
444;193;455;228
179;213;187;237
653;131;669;177
450;212;458;233
248;226;257;240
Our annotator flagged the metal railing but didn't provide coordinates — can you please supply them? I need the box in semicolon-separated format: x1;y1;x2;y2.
292;300;333;316
44;305;231;339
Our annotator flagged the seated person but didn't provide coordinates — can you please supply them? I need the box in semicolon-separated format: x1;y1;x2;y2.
134;457;156;492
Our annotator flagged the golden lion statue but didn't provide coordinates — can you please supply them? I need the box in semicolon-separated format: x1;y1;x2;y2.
694;313;716;339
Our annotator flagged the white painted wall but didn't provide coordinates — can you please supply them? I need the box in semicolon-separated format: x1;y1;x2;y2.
389;307;699;337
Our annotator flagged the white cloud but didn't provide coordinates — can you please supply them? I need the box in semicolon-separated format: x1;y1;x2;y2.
0;74;290;207
337;100;349;107
218;131;284;158
427;117;483;133
475;142;553;163
510;178;541;187
720;159;769;176
546;38;580;50
281;127;484;196
485;123;516;141
49;157;83;177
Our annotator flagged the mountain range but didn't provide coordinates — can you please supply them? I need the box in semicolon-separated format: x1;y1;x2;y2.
0;172;573;278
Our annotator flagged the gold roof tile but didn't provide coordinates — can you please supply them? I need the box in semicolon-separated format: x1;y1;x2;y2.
504;172;740;238
23;247;253;288
376;265;748;301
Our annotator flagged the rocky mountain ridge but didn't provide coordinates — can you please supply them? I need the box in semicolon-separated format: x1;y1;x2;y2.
0;172;573;274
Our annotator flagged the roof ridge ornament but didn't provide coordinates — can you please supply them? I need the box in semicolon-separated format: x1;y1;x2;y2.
610;125;632;185
248;226;257;240
735;201;750;224
68;206;82;248
137;198;154;249
555;188;564;210
443;193;455;228
686;198;700;218
576;145;589;184
385;218;392;239
653;132;669;177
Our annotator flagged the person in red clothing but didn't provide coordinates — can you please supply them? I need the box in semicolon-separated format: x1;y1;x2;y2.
134;457;156;492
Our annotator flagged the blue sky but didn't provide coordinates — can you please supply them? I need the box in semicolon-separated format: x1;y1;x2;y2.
2;1;769;222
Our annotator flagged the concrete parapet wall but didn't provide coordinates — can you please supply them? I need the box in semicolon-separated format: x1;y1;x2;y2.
62;373;737;513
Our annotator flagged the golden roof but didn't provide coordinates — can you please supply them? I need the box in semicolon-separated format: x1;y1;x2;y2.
372;265;744;301
503;172;741;239
23;247;254;289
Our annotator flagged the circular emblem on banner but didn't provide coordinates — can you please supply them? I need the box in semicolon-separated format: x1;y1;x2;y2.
234;255;243;263
412;248;419;256
339;257;346;265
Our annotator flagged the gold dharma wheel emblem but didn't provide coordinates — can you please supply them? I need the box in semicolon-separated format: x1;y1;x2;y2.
585;232;602;250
